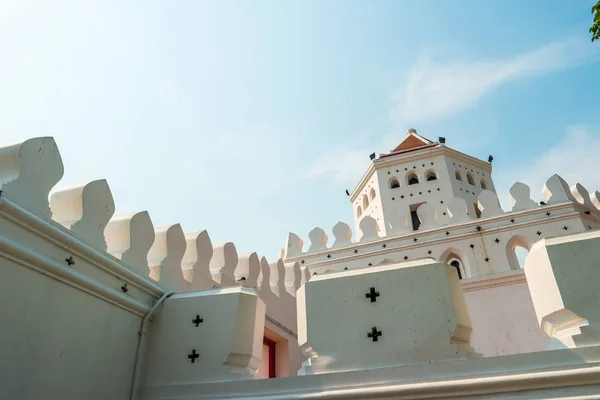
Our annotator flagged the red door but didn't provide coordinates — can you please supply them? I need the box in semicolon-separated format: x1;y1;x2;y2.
262;337;276;378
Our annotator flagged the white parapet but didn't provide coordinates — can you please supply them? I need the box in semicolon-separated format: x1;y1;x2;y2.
105;211;156;276
525;230;600;349
268;259;287;297
542;174;575;204
296;259;475;374
143;287;266;387
0;137;64;217
570;183;595;209
284;261;302;296
210;242;238;286
258;256;273;295
50;179;116;251
236;252;261;289
477;189;503;218
308;227;328;252
416;203;436;229
182;230;217;290
284;232;304;258
302;265;312;285
332;221;352;248
509;182;538;212
592;191;600;210
359;215;379;242
448;197;471;223
148;224;188;291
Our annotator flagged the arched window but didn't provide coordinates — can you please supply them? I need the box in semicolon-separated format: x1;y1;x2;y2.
450;260;463;280
407;172;419;185
440;247;469;279
357;206;362;218
389;178;400;189
467;172;475;186
481;179;488;190
506;235;533;270
370;188;376;200
455;170;463;181
362;195;369;209
425;170;437;181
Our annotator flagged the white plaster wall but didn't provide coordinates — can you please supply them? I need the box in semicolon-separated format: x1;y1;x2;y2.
297;260;473;374
444;155;496;218
463;278;550;356
291;202;592;280
378;154;454;235
142;288;265;387
352;173;383;239
141;345;600;399
0;257;140;400
288;204;595;360
355;149;497;240
525;230;600;349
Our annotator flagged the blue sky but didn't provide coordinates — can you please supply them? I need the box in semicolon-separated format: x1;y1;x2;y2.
1;0;599;257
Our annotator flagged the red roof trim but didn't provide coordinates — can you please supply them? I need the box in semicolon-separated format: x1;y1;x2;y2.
393;135;430;152
380;143;438;159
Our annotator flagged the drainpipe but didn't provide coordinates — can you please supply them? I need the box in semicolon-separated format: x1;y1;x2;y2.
129;291;175;400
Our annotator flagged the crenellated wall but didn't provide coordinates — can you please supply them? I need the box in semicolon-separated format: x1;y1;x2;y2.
0;137;308;400
283;174;600;356
3;135;600;400
284;176;600;273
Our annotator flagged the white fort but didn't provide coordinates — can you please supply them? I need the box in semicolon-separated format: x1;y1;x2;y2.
1;131;600;400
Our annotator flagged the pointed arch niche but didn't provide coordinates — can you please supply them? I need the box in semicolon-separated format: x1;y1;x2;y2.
467;172;475;186
506;235;534;270
406;171;419;185
389;177;400;189
425;169;437;181
439;247;470;280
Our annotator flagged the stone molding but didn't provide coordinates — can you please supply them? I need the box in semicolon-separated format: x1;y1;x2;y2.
0;192;164;300
349;145;491;202
286;202;589;269
0;235;151;316
461;270;527;292
141;347;600;399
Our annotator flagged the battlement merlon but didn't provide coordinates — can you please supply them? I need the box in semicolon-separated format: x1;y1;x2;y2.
283;176;600;277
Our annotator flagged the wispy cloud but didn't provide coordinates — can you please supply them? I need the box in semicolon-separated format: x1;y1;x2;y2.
392;37;597;123
309;36;598;185
307;144;371;183
495;125;600;211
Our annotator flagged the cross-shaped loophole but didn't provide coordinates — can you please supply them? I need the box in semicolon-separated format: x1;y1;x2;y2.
192;315;203;327
367;326;382;342
365;287;380;303
188;349;199;363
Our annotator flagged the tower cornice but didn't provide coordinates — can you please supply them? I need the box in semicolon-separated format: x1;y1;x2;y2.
349;145;492;202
